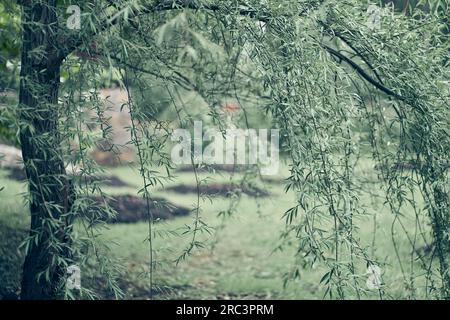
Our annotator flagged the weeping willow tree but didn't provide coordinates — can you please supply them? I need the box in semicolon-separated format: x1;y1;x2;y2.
8;0;449;299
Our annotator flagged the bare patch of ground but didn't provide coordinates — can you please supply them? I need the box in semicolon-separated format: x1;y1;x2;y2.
5;167;130;187
90;195;190;223
166;183;270;198
176;164;249;173
5;167;26;181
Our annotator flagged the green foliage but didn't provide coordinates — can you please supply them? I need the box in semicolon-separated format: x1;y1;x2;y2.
0;2;20;90
0;92;18;145
2;0;448;299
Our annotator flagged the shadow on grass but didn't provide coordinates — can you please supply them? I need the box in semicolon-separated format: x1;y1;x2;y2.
0;223;26;300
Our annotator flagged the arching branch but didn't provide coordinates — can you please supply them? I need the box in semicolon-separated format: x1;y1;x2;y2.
322;44;407;102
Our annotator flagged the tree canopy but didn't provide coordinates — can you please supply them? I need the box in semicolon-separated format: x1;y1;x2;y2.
0;0;448;299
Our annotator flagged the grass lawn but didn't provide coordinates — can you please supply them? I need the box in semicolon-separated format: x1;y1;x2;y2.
0;160;437;299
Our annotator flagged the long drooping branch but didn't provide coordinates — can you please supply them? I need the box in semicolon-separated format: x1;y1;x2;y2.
321;44;406;102
318;20;385;85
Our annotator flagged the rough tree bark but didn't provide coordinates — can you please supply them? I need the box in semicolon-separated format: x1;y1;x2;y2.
19;1;71;300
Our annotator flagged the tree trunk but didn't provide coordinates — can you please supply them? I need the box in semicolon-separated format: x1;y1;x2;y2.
19;1;72;300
